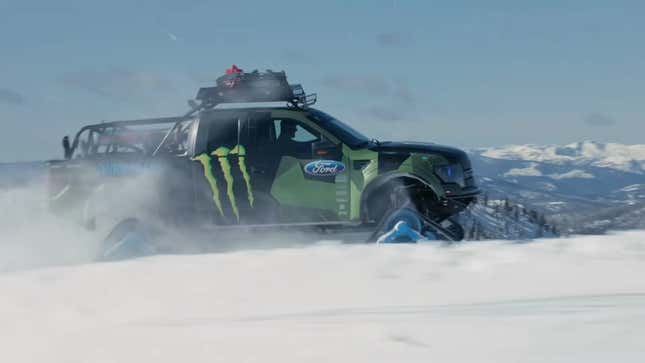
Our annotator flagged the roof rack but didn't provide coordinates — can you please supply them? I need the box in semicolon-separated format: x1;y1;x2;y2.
191;67;316;115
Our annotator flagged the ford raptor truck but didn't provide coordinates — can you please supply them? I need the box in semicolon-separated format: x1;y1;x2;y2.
48;67;480;259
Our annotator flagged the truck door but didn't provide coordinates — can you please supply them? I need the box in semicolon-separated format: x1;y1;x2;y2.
192;110;260;225
245;109;349;223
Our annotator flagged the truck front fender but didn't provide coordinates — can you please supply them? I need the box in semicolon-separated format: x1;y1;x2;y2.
359;172;442;223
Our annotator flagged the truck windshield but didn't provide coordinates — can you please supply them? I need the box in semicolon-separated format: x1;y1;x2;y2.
307;109;371;148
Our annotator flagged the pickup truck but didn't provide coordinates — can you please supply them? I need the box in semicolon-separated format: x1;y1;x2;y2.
49;67;480;259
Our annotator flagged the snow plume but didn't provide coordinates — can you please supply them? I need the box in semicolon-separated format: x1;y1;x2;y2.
1;231;645;362
0;183;96;272
0;169;170;272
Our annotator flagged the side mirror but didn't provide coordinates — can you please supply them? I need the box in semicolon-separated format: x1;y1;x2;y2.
62;136;72;160
311;139;342;160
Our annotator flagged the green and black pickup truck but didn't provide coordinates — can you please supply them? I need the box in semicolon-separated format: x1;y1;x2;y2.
49;67;480;259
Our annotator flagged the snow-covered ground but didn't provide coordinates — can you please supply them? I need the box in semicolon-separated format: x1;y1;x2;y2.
1;182;644;362
2;231;645;363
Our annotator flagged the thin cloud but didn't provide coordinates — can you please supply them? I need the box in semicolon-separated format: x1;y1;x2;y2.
365;106;402;122
393;86;414;105
584;113;617;127
59;68;174;100
0;88;25;105
322;75;415;105
281;49;315;65
376;32;411;47
322;76;391;97
364;103;421;124
167;32;179;41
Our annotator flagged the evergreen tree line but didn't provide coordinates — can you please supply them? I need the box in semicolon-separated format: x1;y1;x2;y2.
464;192;559;240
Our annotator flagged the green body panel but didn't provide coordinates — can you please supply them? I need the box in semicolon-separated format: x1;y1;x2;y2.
268;141;379;222
344;146;379;221
270;156;337;213
398;153;448;198
269;109;349;220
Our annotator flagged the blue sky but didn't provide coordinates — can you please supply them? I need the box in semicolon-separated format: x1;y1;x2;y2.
1;0;644;161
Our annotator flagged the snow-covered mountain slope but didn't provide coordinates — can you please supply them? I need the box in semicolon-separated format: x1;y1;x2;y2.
612;184;645;201
2;232;645;363
477;141;645;174
556;201;645;234
468;142;645;218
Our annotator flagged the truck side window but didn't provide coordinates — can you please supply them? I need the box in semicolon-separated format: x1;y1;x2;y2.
272;118;319;158
206;118;239;152
273;119;319;143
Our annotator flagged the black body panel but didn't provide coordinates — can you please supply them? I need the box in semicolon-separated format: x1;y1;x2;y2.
370;141;471;169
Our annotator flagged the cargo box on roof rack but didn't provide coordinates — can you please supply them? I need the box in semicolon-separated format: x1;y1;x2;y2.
195;67;316;109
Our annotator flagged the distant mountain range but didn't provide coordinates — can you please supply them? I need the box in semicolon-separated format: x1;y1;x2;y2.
467;141;645;235
478;141;645;174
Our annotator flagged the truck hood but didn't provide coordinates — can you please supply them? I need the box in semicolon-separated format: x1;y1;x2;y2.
370;141;472;169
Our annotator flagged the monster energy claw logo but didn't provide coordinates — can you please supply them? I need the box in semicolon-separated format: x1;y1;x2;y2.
192;145;254;221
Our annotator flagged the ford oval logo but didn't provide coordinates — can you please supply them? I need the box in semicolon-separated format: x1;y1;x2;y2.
304;160;346;177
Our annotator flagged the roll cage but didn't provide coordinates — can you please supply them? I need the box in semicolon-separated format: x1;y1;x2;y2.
67;117;196;159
